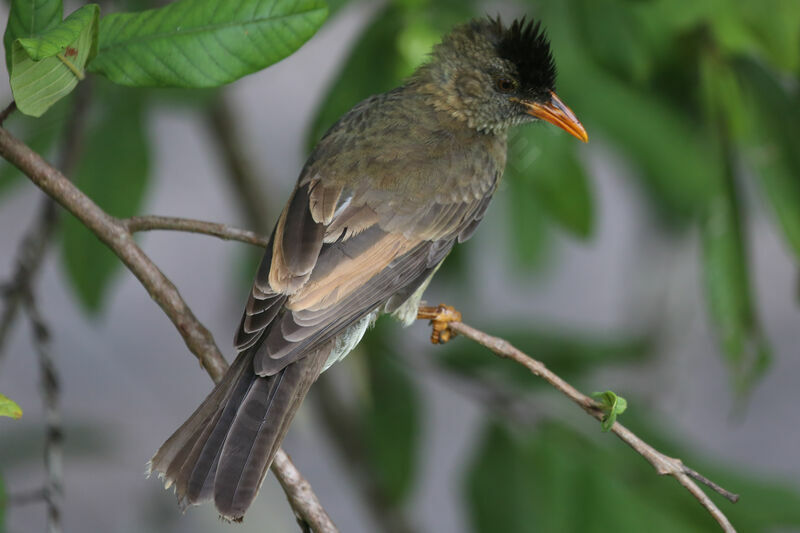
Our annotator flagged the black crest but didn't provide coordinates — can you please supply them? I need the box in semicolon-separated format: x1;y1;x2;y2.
494;17;557;93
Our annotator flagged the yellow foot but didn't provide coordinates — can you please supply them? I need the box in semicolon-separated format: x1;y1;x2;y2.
417;304;462;344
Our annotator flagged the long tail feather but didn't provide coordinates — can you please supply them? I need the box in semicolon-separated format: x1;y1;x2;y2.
148;343;330;519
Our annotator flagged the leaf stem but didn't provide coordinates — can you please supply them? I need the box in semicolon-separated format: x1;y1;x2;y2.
56;54;85;80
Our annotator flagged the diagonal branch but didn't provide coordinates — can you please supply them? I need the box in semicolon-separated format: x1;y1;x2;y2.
0;125;337;533
436;319;738;533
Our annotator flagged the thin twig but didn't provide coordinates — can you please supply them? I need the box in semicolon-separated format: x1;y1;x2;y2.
0;101;16;126
0;125;337;533
122;215;270;247
23;292;62;533
441;320;738;533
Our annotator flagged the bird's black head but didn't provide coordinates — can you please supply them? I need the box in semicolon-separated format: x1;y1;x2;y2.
414;16;587;141
492;17;556;101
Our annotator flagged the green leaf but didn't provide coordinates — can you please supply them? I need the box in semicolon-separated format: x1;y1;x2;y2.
508;127;593;239
592;390;627;432
360;322;420;505
87;0;328;88
736;60;800;261
3;0;63;70
698;56;771;392
0;394;22;419
62;87;149;312
9;5;99;117
701;175;770;391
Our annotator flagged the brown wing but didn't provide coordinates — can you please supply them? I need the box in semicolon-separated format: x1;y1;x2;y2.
233;175;496;376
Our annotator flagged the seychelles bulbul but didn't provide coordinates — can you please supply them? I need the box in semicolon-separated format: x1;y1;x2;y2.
148;15;588;520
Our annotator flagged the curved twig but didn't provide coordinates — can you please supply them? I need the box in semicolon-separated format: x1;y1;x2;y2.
123;215;270;247
442;320;738;533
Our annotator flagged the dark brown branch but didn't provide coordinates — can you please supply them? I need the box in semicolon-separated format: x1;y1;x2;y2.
0;125;337;533
0;101;16;126
438;320;738;533
122;215;270;247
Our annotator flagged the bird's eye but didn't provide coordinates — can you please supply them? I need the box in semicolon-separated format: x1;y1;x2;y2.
495;77;516;93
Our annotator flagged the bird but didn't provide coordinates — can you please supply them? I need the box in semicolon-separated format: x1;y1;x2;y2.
148;15;588;521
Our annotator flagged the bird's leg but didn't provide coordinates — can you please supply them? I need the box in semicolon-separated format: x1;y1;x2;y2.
417;304;462;344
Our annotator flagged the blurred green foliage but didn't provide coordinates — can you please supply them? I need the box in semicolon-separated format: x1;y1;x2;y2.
61;83;150;311
466;418;800;533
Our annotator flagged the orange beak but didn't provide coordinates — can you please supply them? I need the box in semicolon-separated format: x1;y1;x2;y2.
518;91;589;142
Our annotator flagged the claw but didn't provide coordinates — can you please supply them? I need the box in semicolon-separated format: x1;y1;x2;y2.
417;304;462;344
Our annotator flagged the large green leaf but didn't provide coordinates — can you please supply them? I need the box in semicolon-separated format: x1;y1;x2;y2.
361;321;421;505
62;87;149;312
508;126;593;239
87;0;327;88
0;394;22;419
3;0;63;70
9;4;99;117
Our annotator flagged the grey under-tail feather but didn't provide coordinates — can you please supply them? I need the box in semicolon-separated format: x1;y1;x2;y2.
148;343;330;520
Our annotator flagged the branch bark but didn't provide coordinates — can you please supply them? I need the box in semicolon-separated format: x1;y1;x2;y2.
123;215;270;247
0;125;337;533
440;320;739;533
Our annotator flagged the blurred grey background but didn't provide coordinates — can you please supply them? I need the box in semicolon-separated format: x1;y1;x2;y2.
1;3;799;532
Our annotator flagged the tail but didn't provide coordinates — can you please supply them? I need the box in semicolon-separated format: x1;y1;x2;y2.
148;344;329;520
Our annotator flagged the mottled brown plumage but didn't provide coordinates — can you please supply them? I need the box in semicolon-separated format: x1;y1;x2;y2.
148;16;587;521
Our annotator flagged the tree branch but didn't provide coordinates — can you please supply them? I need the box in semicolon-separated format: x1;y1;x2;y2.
438;320;738;533
0;125;337;533
122;215;270;247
